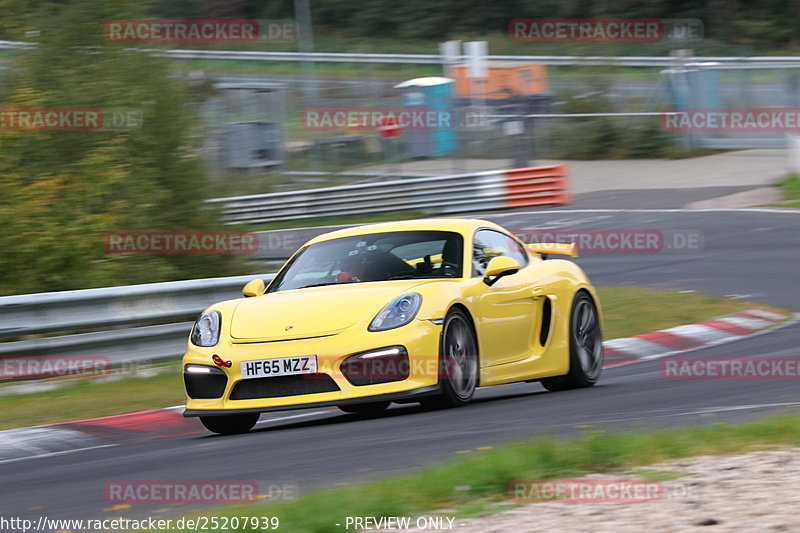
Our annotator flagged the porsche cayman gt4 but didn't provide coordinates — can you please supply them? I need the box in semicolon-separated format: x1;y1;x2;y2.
183;218;604;434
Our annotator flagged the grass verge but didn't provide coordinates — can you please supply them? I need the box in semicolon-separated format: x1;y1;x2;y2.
773;173;800;208
180;415;800;533
595;286;765;340
0;287;783;430
0;368;185;430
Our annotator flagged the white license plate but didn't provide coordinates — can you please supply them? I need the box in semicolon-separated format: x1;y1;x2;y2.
240;355;317;379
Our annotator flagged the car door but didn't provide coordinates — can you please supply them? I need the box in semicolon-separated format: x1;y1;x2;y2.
469;229;540;367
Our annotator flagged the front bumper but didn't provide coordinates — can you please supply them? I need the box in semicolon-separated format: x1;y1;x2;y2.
182;318;442;414
184;384;441;417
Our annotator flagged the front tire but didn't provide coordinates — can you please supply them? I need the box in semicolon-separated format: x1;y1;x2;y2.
540;291;603;392
422;308;478;408
200;413;259;435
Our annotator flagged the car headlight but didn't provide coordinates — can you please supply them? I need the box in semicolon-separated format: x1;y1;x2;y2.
191;311;221;347
368;293;422;332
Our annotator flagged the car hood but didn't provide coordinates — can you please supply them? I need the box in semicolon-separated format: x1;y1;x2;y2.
229;280;429;341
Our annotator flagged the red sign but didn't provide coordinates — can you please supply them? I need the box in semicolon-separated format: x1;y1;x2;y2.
378;116;402;138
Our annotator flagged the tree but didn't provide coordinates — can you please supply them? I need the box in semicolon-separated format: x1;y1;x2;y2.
0;0;242;295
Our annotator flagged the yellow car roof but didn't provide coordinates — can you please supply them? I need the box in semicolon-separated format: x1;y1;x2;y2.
305;218;507;246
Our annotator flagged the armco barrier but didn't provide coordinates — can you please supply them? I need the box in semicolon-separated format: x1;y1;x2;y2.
0;274;271;369
0;275;258;338
3;42;800;67
208;165;570;225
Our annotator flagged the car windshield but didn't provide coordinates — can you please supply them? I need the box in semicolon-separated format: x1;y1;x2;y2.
267;230;463;293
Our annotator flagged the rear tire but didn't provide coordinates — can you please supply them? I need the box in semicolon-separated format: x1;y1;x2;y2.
338;401;390;414
421;308;478;408
200;413;259;435
540;291;603;392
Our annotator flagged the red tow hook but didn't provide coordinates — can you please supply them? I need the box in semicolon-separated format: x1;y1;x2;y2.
212;354;232;368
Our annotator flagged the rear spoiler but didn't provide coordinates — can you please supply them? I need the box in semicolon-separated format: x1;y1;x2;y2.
526;242;578;258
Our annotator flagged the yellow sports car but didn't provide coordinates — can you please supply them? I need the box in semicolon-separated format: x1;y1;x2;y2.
183;218;603;434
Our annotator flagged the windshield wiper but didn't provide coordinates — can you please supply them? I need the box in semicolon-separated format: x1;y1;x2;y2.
386;274;429;280
297;282;346;289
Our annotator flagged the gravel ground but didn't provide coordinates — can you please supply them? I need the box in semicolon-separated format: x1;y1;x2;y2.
380;448;800;533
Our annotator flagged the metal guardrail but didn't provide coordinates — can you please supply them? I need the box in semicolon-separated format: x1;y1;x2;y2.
491;55;800;68
0;274;272;367
2;40;799;67
0;322;195;365
208;166;570;225
100;51;800;69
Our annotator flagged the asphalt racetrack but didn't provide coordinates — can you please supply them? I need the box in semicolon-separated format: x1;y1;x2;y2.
2;208;799;521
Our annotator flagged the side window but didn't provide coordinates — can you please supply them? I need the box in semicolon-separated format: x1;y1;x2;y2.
472;229;529;277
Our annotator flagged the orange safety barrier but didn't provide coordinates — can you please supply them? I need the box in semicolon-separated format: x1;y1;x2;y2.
502;164;571;208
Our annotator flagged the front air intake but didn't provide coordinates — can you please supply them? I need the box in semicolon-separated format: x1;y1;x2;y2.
230;374;340;400
184;365;228;399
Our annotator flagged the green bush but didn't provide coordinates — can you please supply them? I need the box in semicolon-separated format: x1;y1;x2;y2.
543;83;675;160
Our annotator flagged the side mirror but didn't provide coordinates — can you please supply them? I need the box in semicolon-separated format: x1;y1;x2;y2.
242;278;266;297
483;256;520;287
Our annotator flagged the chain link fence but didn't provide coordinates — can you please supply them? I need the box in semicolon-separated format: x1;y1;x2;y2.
180;52;800;192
